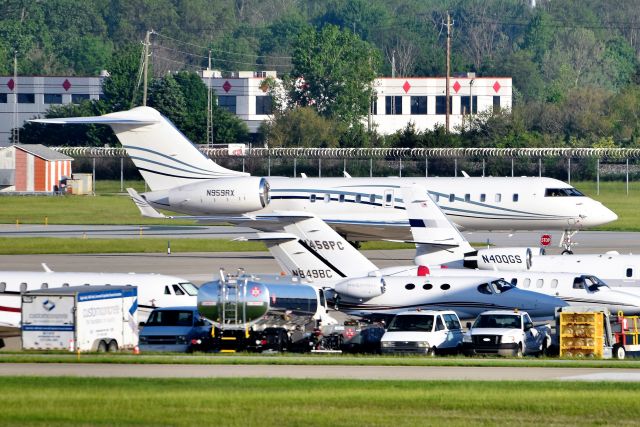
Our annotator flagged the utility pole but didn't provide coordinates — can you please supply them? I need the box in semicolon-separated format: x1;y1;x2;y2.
142;30;151;106
391;50;396;78
445;12;453;134
206;50;213;147
12;51;18;144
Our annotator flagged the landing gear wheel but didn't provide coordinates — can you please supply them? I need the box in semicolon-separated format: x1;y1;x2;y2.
97;340;107;353
614;344;626;360
561;250;573;255
107;340;118;352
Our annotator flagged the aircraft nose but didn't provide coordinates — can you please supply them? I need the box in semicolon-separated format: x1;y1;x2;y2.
582;202;618;227
534;293;568;317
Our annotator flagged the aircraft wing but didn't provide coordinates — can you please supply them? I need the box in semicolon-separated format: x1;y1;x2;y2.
384;239;458;247
126;188;167;219
234;233;298;244
31;115;158;126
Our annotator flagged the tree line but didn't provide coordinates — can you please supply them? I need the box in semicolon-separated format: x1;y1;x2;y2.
3;0;640;150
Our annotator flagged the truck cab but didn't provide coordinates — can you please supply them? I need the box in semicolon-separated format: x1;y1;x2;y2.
138;306;213;353
380;310;463;355
462;310;551;357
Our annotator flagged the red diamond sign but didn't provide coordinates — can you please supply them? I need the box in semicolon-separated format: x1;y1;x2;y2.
453;81;461;93
493;81;501;92
402;80;411;93
62;79;71;91
222;80;232;93
7;79;15;91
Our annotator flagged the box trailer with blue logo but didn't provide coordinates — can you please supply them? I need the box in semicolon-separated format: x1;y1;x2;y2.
21;285;138;352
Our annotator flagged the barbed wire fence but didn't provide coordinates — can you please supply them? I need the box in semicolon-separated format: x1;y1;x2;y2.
52;147;640;194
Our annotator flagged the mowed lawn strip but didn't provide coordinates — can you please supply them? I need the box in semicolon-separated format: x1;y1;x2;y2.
0;377;638;426
0;237;267;254
1;180;637;229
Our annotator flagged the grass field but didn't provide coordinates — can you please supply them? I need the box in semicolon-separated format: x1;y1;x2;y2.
1;352;640;369
0;377;638;426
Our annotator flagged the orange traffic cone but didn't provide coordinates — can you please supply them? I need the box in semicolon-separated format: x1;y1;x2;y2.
133;345;140;355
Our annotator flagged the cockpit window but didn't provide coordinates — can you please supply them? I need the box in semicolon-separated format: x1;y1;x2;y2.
180;282;199;296
545;188;585;197
172;284;185;295
584;276;607;292
478;280;513;294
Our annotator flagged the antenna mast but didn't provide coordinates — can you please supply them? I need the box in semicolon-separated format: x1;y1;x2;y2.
207;50;213;147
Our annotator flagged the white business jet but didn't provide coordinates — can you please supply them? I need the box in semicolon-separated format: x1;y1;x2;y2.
0;265;198;338
238;187;640;316
32;106;617;250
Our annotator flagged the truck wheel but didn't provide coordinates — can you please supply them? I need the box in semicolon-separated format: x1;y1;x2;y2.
538;340;548;357
614;344;626;360
107;340;118;352
97;340;107;353
515;344;523;358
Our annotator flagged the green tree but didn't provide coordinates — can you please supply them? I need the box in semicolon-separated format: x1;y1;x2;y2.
173;71;207;143
147;74;187;130
290;24;381;127
101;44;143;111
260;106;339;147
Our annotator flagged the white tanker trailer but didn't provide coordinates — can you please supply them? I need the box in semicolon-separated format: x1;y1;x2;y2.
197;270;339;352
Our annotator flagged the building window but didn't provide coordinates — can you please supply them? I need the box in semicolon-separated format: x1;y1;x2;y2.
385;96;402;115
410;96;427;114
17;93;35;103
493;96;501;112
435;96;452;115
0;93;6;103
370;99;377;115
218;95;236;114
255;96;273;115
44;94;62;104
460;95;478;115
72;94;90;103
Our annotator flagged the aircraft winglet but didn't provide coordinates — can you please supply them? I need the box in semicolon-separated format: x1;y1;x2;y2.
41;263;53;273
126;188;167;219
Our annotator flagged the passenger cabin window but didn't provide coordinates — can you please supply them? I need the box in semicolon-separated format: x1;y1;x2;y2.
164;286;171;295
573;277;585;289
627;268;633;278
478;283;492;294
41;283;48;289
464;194;470;202
480;194;486;202
423;283;433;290
435;316;445;331
536;279;544;288
369;194;376;204
20;283;27;292
513;193;519;202
432;193;440;202
545;188;585;197
324;193;330;203
0;282;5;292
62;283;69;287
495;193;502;202
339;194;345;203
384;190;393;207
551;279;558;288
449;194;455;202
510;278;518;286
523;278;531;288
405;283;415;290
355;195;362;203
440;283;451;290
310;194;317;203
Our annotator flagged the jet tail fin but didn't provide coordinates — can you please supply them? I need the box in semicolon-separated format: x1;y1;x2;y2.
127;188;167;219
401;186;475;266
32;106;247;191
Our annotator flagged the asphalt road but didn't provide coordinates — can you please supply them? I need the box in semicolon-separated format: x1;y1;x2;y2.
0;362;638;382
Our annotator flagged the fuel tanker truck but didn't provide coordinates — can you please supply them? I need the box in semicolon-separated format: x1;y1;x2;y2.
197;270;340;352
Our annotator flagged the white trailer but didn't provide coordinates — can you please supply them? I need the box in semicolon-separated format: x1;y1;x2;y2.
21;286;138;352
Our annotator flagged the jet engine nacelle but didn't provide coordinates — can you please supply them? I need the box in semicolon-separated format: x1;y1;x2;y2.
465;247;543;271
334;277;386;299
168;177;269;214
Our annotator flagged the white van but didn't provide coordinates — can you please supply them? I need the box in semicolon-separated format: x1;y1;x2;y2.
380;310;463;355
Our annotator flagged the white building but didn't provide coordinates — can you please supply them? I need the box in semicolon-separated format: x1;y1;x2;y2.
204;71;512;134
0;72;511;144
0;75;104;145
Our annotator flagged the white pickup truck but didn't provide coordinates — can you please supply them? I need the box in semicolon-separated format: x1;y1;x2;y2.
380;310;464;355
462;310;551;357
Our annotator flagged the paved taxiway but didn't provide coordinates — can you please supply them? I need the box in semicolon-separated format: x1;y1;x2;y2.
1;224;638;254
0;363;638;381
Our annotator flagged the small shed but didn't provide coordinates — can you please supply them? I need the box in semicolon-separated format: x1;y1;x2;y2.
0;144;73;192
